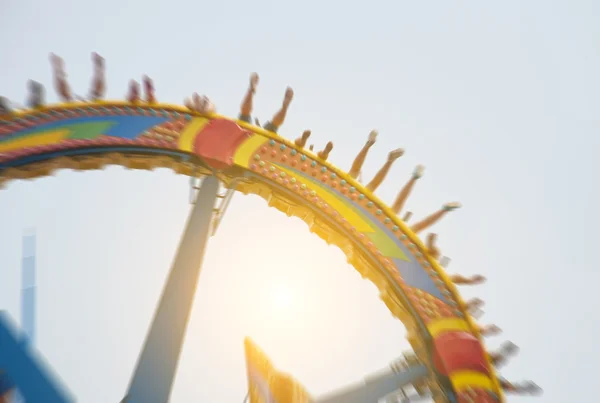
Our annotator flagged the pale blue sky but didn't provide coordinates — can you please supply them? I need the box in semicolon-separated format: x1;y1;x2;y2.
1;0;599;402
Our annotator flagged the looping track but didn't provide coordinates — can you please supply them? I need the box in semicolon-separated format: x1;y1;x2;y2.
0;101;504;403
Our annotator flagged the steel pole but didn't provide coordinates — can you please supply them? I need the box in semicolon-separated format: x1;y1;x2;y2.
124;175;219;403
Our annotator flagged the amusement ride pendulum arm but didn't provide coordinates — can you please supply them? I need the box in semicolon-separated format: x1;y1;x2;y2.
122;175;219;403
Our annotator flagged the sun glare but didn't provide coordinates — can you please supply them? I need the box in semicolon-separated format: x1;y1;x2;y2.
269;284;293;312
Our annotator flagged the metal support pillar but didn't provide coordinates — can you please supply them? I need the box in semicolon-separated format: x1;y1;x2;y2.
11;233;36;403
123;175;220;403
21;233;36;346
0;232;38;403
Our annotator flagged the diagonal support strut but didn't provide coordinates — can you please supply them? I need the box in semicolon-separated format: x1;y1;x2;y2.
316;364;428;403
123;175;220;403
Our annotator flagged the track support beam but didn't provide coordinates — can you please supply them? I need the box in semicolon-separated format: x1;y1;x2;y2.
316;364;428;403
123;175;219;403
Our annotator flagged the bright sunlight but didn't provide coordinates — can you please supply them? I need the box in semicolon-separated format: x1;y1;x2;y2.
269;283;294;312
